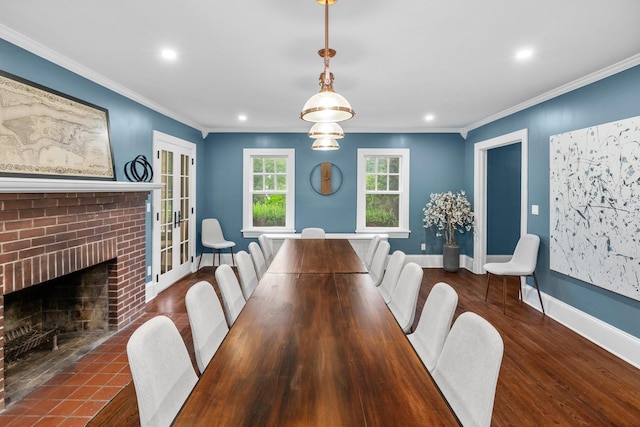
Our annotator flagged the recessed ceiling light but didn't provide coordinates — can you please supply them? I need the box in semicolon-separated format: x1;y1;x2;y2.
238;114;248;122
515;48;533;61
160;49;177;60
424;114;435;122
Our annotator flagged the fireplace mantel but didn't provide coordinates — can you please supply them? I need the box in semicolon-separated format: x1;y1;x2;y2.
0;177;162;193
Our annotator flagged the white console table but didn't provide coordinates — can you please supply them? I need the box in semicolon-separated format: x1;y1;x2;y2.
262;233;388;261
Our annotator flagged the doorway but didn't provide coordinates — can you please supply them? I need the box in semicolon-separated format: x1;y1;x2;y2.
151;131;197;297
473;129;528;274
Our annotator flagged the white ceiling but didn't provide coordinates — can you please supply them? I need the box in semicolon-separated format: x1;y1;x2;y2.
1;0;639;137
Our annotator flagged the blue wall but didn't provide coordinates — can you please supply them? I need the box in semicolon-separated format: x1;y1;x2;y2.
465;65;640;337
201;132;468;255
0;38;204;277
487;143;521;254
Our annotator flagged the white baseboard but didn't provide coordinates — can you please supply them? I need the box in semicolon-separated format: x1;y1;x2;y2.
520;284;640;369
145;280;156;303
407;253;640;369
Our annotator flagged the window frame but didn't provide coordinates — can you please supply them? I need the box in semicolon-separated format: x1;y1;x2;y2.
356;148;410;238
242;148;295;238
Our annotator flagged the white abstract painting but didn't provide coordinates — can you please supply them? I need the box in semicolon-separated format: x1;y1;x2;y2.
550;116;640;301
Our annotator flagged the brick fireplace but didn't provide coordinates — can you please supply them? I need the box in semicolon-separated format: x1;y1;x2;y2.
0;178;157;410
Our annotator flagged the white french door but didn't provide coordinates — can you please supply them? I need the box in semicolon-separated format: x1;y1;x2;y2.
152;131;196;296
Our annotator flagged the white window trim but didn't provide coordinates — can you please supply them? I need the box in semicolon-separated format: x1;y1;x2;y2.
356;148;410;238
242;148;295;238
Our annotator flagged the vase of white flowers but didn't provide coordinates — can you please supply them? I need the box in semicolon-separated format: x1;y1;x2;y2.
423;190;474;272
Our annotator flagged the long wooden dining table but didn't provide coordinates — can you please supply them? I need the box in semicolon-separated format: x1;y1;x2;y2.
173;239;458;426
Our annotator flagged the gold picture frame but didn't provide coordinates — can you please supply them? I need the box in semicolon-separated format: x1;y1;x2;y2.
0;70;115;180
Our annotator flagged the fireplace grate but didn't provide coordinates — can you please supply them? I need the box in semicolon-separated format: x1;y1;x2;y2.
5;324;58;363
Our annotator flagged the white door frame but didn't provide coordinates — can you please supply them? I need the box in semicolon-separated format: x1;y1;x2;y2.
473;129;528;274
151;130;197;299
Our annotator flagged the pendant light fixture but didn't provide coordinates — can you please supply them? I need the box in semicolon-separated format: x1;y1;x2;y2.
311;137;340;150
300;0;355;124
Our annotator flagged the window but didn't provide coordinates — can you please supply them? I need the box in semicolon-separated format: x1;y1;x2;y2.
357;149;410;238
243;149;295;237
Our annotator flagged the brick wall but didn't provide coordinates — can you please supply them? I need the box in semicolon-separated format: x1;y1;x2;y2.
0;191;149;410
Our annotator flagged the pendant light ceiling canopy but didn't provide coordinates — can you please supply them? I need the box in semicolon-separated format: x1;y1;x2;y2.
300;0;354;124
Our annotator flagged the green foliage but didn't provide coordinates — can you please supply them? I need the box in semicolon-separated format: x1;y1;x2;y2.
365;194;399;227
253;194;286;226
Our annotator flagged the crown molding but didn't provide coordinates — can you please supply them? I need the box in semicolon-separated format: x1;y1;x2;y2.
462;53;640;136
0;24;206;136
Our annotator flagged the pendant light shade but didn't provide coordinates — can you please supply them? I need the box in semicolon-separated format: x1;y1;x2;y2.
308;121;344;139
300;0;354;124
311;137;340;150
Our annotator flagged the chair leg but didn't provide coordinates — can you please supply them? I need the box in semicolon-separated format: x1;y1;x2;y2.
230;248;236;267
197;248;204;269
214;249;221;267
502;276;508;314
532;271;545;315
485;273;492;301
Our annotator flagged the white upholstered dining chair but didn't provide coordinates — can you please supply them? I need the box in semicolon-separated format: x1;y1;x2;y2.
126;315;198;427
363;235;381;269
432;312;504;427
368;240;390;286
387;262;423;333
248;241;268;280
300;227;325;238
198;218;235;269
185;280;229;374
484;233;545;315
258;234;274;267
407;282;458;371
215;264;246;326
377;250;406;303
236;250;259;300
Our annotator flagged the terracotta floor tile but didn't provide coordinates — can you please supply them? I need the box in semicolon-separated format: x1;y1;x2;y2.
85;373;114;387
67;385;101;400
90;386;121;401
4;415;40;426
100;362;127;374
105;372;131;387
72;400;107;417
48;399;85;416
25;398;61;416
58;417;93;427
62;372;93;387
33;415;70;426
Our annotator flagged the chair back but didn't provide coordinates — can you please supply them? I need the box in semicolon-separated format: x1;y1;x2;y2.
248;241;268;279
185;281;229;374
377;250;406;303
237;250;259;299
368;240;390;286
126;315;198;427
202;218;227;246
511;233;540;275
258;234;274;266
407;282;458;371
215;264;246;326
432;312;504;427
300;227;326;238
363;235;381;269
388;262;423;333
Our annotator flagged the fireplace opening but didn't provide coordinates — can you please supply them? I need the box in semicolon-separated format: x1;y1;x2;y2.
4;261;115;405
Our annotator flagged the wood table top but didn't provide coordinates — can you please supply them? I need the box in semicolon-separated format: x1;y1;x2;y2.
267;238;368;274
173;240;457;426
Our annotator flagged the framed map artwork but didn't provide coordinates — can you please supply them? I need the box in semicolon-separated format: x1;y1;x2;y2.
0;70;115;180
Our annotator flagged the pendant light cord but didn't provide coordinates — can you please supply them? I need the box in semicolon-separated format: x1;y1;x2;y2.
323;0;331;86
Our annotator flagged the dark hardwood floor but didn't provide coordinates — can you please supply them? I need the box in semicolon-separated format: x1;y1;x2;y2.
89;267;640;426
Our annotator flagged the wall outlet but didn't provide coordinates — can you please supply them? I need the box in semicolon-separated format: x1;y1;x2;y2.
147;266;152;276
421;243;426;251
532;204;539;215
